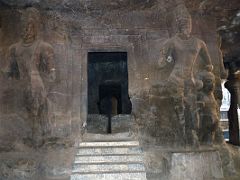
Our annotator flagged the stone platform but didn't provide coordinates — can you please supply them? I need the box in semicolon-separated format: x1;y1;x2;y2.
169;150;223;180
144;146;225;180
86;114;132;134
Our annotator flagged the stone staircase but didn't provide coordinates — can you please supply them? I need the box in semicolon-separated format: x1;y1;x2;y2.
70;133;147;180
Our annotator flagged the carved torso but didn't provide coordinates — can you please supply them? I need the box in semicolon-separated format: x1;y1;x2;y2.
161;35;211;89
8;39;54;108
11;40;39;80
9;40;54;81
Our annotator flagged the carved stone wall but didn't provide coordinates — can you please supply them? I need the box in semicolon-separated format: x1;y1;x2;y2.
0;1;164;139
0;0;228;149
0;1;239;179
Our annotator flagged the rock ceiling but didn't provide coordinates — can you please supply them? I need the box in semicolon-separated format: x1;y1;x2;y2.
0;0;239;63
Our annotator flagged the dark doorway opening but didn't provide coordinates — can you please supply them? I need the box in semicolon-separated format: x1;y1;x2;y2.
87;52;131;114
87;52;132;134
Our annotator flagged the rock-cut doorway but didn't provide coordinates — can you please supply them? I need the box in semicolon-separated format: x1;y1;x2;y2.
87;52;132;134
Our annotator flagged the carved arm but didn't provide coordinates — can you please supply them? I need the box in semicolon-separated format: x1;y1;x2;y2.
41;43;56;82
158;41;174;69
7;46;19;79
199;41;213;72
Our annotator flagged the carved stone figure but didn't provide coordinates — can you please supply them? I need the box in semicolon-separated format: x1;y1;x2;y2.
197;70;221;144
152;5;214;145
7;7;56;146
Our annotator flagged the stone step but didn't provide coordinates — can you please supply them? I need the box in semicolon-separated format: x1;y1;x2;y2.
76;147;142;156
83;132;134;142
71;137;147;180
78;141;139;148
74;154;144;164
71;171;147;180
72;163;145;173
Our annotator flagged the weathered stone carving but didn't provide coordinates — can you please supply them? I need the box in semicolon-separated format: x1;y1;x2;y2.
197;70;222;144
7;7;55;146
134;5;218;146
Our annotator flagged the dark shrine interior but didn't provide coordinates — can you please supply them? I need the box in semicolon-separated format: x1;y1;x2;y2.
87;52;132;115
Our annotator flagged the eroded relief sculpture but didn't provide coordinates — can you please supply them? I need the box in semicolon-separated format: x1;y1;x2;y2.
7;8;56;146
197;70;223;144
133;5;223;146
